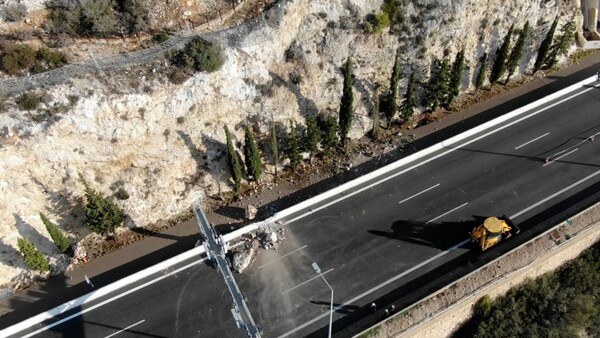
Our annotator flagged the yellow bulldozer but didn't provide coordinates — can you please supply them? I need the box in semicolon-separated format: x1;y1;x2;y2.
470;216;520;251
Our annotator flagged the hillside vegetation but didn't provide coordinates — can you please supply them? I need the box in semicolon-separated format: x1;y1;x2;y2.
454;240;600;338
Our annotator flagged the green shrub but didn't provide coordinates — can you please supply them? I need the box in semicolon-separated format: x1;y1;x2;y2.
1;43;36;75
153;31;170;44
474;295;493;318
40;212;73;256
36;48;68;68
172;38;225;73
80;174;124;236
16;93;41;111
17;238;50;272
364;12;390;34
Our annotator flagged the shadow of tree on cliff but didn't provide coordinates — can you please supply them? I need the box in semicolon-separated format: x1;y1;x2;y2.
32;178;86;239
269;71;319;120
176;130;210;196
13;214;56;254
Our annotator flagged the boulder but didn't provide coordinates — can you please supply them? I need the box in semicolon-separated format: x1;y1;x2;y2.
232;248;256;273
246;204;258;220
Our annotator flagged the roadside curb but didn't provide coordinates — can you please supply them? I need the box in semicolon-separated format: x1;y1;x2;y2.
1;74;596;337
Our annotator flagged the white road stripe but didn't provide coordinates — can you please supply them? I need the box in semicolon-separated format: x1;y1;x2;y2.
277;239;469;338
398;184;441;204
258;245;308;269
104;319;145;338
282;268;334;295
285;87;594;225
23;259;204;338
514;132;549;149
543;148;578;167
282;167;600;337
510;168;600;219
426;203;468;224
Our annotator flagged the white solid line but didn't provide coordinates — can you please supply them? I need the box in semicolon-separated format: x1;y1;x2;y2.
23;259;204;338
104;319;145;338
285;88;594;225
258;245;308;269
426;203;468;224
282;268;334;295
543;148;578;167
510;168;600;219
514;132;549;150
277;239;469;338
398;184;441;204
281;166;600;337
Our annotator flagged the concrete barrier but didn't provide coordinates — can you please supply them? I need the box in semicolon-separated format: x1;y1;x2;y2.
1;75;596;337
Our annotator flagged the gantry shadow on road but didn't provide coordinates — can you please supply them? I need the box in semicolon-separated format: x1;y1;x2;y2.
212;62;600;231
305;178;600;338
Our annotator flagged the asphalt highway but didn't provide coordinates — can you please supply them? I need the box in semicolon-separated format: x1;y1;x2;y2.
10;81;600;338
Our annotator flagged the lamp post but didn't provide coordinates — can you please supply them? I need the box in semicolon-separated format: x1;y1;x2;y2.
312;262;333;338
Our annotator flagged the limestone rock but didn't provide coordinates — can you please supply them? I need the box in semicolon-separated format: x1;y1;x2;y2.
232;248;256;273
246;204;258;220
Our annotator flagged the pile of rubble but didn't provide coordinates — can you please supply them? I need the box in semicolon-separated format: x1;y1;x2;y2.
230;220;287;273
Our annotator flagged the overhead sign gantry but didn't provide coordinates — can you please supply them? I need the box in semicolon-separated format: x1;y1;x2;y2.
194;207;262;338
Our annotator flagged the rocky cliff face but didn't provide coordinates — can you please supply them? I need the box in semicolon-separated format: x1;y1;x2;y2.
0;0;580;287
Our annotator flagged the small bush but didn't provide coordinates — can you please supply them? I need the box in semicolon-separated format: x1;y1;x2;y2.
3;3;28;22
17;238;50;272
1;43;36;75
172;37;225;73
474;295;493;318
36;48;68;70
153;31;170;44
365;11;391;34
16;93;42;111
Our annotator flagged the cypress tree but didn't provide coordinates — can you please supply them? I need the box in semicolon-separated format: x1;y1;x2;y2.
400;70;417;123
321;116;339;155
534;17;558;74
338;57;354;147
490;24;514;84
40;212;72;256
286;121;301;168
80;174;124;236
423;56;451;110
544;19;576;70
224;125;242;190
243;126;262;181
17;237;50;272
270;120;279;180
385;48;402;126
303;116;321;155
506;21;530;83
449;49;466;104
475;52;488;90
